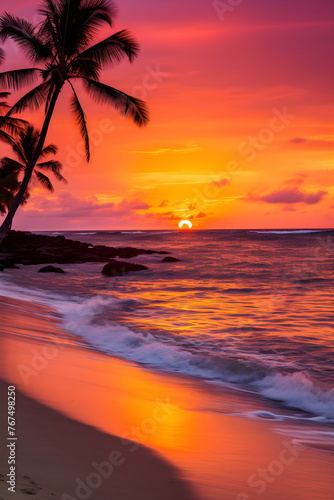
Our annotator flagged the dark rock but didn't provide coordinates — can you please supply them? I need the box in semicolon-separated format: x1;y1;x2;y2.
38;265;65;274
161;256;181;262
0;258;18;269
0;231;167;267
102;260;148;276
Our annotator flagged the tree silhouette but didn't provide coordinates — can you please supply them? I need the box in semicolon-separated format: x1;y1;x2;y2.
0;0;148;239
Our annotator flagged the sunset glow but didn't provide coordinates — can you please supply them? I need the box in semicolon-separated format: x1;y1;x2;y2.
0;0;333;230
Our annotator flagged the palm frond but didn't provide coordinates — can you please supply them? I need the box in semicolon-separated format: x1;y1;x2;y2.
38;13;61;61
82;77;149;127
39;144;57;157
76;0;117;35
0;101;10;111
69;81;90;161
3;81;52;118
72;30;139;71
0;12;52;62
0;116;27;134
68;58;101;80
0;130;16;147
36;160;67;182
19;125;40;163
0;157;24;176
59;0;117;57
10;139;27;165
0;68;40;90
34;170;54;191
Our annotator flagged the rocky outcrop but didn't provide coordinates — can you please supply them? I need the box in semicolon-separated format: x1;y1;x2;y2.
101;260;149;276
0;231;168;267
161;256;181;262
38;265;65;274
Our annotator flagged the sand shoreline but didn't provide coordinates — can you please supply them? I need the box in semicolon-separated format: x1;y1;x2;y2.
0;295;198;500
0;378;199;500
1;294;334;500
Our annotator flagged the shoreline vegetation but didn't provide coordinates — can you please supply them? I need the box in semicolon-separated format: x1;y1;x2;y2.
0;230;168;274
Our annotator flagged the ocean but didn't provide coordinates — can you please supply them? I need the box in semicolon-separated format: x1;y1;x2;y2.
1;229;334;430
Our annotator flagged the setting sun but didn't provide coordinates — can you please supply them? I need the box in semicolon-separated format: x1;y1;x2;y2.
178;220;192;229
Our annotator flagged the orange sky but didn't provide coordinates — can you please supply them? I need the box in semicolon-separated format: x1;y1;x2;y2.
1;0;334;230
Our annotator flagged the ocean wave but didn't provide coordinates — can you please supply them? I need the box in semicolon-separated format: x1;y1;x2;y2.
47;294;334;422
72;232;97;235
120;231;175;235
1;278;334;422
250;230;332;235
252;372;334;421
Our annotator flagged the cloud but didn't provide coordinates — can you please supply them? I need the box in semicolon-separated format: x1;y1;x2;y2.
119;198;151;210
289;137;334;151
245;187;327;205
211;178;230;188
157;210;207;220
282;175;307;187
290;137;307;143
159;199;169;207
133;145;201;155
159;211;180;220
21;192;151;218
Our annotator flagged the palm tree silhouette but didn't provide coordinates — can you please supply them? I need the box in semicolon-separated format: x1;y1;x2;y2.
0;0;149;239
0;124;66;227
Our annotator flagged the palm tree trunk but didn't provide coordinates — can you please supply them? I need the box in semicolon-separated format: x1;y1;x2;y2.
0;87;61;244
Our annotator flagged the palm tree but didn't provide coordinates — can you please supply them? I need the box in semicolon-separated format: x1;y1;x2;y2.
0;124;66;227
0;0;149;239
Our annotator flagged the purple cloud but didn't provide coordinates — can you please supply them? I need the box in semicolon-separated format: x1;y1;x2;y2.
119;198;151;210
245;187;327;205
290;137;307;144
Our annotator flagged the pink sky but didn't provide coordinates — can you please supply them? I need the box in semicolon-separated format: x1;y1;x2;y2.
1;0;333;230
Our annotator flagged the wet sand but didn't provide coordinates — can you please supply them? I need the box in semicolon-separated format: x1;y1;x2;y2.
1;295;334;500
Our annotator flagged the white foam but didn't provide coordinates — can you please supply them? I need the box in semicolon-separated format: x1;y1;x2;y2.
73;232;97;235
253;372;334;422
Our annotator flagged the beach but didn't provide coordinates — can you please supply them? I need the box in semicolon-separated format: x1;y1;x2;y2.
1;293;334;500
0;296;198;500
0;0;332;495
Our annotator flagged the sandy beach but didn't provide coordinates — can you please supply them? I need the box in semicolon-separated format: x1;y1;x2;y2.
1;294;334;500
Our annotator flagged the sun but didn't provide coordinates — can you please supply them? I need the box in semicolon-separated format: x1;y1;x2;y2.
178;220;192;229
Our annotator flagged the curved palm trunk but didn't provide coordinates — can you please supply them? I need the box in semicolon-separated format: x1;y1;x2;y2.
0;88;61;244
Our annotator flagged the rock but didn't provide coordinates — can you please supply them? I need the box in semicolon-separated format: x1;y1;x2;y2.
0;264;3;271
0;231;168;267
102;260;148;276
161;256;181;262
38;265;65;274
0;258;18;269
